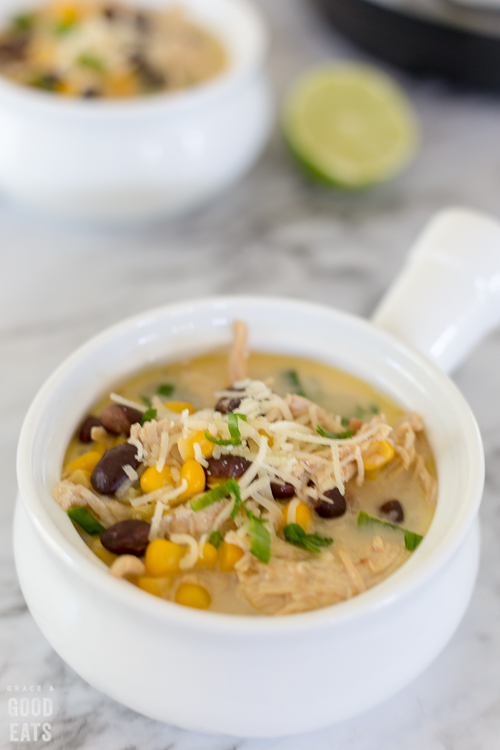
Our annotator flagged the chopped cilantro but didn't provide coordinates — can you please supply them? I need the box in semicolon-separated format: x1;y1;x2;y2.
208;531;223;549
157;383;175;398
284;369;306;397
283;524;333;553
248;518;271;564
355;404;380;419
140;407;157;425
78;53;106;72
357;511;423;551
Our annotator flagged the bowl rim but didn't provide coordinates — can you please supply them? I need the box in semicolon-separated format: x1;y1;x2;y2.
16;295;485;635
0;0;268;120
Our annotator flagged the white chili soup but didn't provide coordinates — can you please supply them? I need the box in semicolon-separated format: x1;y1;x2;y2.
0;2;226;98
54;323;437;616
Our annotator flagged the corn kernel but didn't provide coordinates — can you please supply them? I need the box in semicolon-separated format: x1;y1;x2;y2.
57;80;80;97
137;576;162;598
196;543;219;568
140;465;173;494
219;541;244;572
105;72;137;98
64;450;102;475
164;401;195;415
362;441;395;471
178;459;206;500
53;3;79;23
175;582;211;610
177;430;214;461
283;501;312;531
145;539;186;576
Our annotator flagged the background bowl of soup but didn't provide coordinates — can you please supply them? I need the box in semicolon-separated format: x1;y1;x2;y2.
0;0;271;222
15;209;499;736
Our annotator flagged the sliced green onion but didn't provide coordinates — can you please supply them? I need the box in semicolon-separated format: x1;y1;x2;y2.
54;17;76;35
157;383;175;398
30;74;58;91
355;403;380;419
190;479;241;513
208;531;223;549
248;518;271;564
12;13;33;31
228;413;241;441
67;507;104;535
205;431;240;447
205;413;246;447
140;395;152;408
78;53;106;72
340;416;350;428
357;511;423;551
140;408;157;425
283;524;333;553
316;426;354;440
284;369;306;397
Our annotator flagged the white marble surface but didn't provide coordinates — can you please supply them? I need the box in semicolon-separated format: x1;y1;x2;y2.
2;0;500;747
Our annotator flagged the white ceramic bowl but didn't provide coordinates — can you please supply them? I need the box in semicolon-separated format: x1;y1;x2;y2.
15;209;500;736
0;0;271;221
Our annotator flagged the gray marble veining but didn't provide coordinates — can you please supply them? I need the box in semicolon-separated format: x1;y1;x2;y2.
2;0;500;747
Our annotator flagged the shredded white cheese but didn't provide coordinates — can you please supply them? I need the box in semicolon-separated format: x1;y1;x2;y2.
170;533;199;570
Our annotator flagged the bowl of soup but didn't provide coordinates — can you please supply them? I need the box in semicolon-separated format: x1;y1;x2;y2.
0;0;271;221
15;209;499;735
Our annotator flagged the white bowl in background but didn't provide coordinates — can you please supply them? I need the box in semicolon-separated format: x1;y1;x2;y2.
14;209;500;735
0;0;272;222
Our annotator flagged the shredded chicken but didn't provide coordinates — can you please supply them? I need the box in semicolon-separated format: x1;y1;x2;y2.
159;499;226;538
54;480;134;525
228;320;248;383
236;539;409;615
285;394;344;433
129;419;179;467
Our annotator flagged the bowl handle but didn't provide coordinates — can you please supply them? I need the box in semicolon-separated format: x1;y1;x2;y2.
372;207;500;374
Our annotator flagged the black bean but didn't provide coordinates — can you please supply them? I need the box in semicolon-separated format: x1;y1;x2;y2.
79;415;102;443
101;520;150;556
100;404;142;435
91;443;140;496
270;482;296;501
314;488;347;519
103;5;118;20
82;87;101;99
135;12;149;32
206;456;251;479
215;396;243;414
0;36;28;62
379;500;404;524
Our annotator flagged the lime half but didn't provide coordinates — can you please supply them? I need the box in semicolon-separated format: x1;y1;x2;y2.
283;64;419;188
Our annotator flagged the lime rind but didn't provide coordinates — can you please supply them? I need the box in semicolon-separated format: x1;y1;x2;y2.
283;64;419;189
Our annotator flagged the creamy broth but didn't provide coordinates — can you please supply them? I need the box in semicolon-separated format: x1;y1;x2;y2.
57;348;437;616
